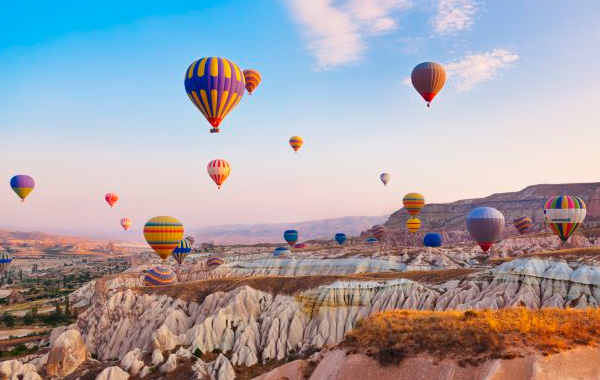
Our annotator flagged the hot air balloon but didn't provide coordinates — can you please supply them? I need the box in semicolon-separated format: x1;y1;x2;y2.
335;233;346;245
411;62;446;107
466;207;505;252
403;193;425;216
289;136;304;153
184;57;245;133
120;218;132;231
0;251;12;274
10;175;34;202
172;239;192;265
185;236;195;246
513;216;532;235
274;246;290;257
294;243;307;249
207;159;231;189
543;196;586;242
243;69;261;95
406;218;421;233
143;216;184;261
380;173;390;186
423;233;442;247
143;266;178;286
207;257;224;269
284;230;298;246
105;193;118;208
366;238;378;244
373;225;387;240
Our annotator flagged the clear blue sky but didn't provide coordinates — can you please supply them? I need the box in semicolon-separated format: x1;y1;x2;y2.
1;0;599;236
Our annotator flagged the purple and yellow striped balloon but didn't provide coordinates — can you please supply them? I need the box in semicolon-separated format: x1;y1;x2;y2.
142;266;178;286
184;57;246;133
10;175;35;202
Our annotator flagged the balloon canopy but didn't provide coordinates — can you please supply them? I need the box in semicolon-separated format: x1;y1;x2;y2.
274;246;290;257
243;69;261;95
143;216;184;260
289;136;304;152
423;233;442;247
380;173;390;186
335;233;347;245
10;175;35;202
0;251;12;274
105;193;118;207
411;62;446;107
143;266;178;286
466;207;505;252
406;218;421;233
284;230;299;246
403;193;425;216
373;225;387;240
207;159;231;190
544;196;586;242
207;257;225;269
172;238;192;265
513;216;532;235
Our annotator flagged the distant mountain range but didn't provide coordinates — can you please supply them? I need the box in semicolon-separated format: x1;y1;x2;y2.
383;182;600;233
192;215;388;244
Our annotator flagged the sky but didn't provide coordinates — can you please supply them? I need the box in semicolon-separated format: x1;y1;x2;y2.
1;0;599;237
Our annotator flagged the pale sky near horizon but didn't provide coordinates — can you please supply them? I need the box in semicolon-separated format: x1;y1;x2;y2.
1;1;599;237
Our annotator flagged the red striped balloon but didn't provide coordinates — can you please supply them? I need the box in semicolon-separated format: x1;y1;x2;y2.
105;193;119;207
207;159;231;189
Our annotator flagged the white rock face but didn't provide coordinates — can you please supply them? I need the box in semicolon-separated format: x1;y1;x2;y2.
120;348;145;375
0;360;39;380
160;354;177;373
46;329;89;378
209;354;235;380
72;257;600;372
95;366;130;380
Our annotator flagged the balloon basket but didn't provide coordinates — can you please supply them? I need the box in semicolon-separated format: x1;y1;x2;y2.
210;128;220;133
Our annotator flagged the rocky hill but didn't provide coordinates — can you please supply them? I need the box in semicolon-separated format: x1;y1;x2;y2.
384;182;600;233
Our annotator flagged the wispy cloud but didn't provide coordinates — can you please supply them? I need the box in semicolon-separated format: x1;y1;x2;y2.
284;0;412;70
431;0;477;35
445;49;519;91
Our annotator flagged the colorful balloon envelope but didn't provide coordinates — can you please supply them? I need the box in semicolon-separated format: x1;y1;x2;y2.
120;218;132;231
543;196;586;242
10;175;35;202
380;173;390;186
366;238;378;244
294;243;307;249
207;159;231;190
406;218;421;233
513;216;532;235
143;266;178;287
143;216;184;261
172;238;192;265
243;69;261;95
373;225;387;240
105;193;118;208
0;250;12;274
185;235;195;246
403;193;425;216
207;256;224;269
274;246;290;257
423;233;442;247
284;230;298;246
184;57;246;133
335;233;347;245
411;62;446;107
466;207;505;252
289;136;304;153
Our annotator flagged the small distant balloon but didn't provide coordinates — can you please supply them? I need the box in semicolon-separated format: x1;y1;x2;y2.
185;236;195;246
10;175;35;202
373;225;387;240
411;62;446;107
207;257;224;269
294;243;307;249
207;159;231;189
403;193;425;216
335;233;346;245
466;207;505;252
172;239;192;265
0;250;12;274
366;238;378;244
423;233;442;247
243;69;261;95
143;216;184;261
380;173;390;186
143;266;178;286
284;230;298;246
105;193;118;208
184;57;245;133
274;246;290;257
406;218;421;233
289;136;304;153
120;218;132;231
513;216;532;235
544;196;586;243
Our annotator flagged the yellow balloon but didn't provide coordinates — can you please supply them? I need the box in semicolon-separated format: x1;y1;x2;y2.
406;217;421;233
143;216;184;260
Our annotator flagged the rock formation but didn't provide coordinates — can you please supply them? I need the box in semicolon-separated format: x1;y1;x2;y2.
46;329;89;377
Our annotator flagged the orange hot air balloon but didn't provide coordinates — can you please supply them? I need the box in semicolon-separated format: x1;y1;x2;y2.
411;62;446;107
143;216;184;261
105;193;118;207
243;69;261;95
289;136;303;153
207;159;231;189
120;218;132;231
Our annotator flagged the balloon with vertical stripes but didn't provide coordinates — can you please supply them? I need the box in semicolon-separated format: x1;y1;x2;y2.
207;159;231;189
411;62;446;107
